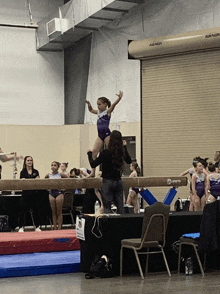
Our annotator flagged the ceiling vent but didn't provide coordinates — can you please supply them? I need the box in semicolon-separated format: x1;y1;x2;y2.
46;18;68;39
37;0;144;51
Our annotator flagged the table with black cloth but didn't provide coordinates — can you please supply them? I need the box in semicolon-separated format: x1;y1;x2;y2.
81;189;99;214
80;211;203;275
74;192;85;207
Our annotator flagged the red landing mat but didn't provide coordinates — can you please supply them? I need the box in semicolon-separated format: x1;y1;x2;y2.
0;230;80;255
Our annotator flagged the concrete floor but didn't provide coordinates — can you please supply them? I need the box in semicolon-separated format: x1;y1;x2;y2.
1;270;220;294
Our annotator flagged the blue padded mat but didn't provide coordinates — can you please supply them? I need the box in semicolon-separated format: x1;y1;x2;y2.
182;232;200;239
0;250;80;278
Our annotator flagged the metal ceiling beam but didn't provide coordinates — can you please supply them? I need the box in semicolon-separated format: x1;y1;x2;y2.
102;7;129;13
0;23;38;29
74;25;99;31
37;48;62;52
89;16;114;21
117;0;144;3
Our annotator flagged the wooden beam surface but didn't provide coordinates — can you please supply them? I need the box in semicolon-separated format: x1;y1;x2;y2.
0;177;187;191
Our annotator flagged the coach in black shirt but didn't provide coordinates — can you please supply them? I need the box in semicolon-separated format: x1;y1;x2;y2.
88;130;131;214
18;156;41;232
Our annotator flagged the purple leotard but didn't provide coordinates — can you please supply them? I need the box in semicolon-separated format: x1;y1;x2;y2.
210;174;220;199
97;110;111;141
49;172;62;198
195;173;205;198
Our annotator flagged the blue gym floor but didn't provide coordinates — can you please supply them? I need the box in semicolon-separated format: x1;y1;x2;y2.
0;250;80;278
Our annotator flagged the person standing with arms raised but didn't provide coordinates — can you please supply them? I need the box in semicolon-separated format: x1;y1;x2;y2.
86;91;123;177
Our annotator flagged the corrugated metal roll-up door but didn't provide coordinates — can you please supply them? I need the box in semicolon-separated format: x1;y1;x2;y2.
141;50;220;205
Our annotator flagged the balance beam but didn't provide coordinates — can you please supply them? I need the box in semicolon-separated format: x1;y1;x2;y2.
0;177;187;191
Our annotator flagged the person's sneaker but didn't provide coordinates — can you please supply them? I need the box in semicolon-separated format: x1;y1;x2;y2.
18;227;24;232
35;227;41;232
111;204;117;213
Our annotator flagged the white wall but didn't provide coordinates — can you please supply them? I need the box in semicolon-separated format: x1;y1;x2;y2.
85;0;220;125
0;124;81;179
0;0;64;25
0;0;64;125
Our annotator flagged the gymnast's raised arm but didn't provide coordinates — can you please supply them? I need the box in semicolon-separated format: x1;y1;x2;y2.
86;101;98;114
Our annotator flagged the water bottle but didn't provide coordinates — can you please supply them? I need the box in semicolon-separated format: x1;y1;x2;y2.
94;201;100;212
179;199;183;210
185;257;193;275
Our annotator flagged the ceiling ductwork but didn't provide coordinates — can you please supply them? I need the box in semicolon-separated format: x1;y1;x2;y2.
128;27;220;60
36;0;144;51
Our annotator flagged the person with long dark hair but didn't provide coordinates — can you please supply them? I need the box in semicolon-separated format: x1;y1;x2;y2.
87;130;132;214
18;156;41;232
